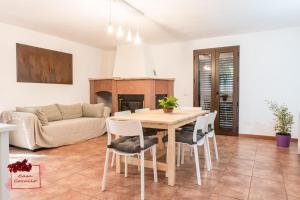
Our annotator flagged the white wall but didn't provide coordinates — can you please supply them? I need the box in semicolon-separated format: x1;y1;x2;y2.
113;44;156;77
150;27;300;138
0;22;107;111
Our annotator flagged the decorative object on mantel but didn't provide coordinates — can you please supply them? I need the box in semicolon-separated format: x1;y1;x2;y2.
16;43;73;84
267;100;294;147
159;96;179;113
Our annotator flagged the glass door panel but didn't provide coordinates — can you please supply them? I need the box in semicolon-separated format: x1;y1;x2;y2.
198;54;212;110
218;52;234;129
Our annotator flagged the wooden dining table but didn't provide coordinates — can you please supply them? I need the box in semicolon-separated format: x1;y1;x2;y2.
110;108;208;186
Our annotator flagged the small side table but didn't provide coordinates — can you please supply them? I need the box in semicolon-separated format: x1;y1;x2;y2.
0;123;15;200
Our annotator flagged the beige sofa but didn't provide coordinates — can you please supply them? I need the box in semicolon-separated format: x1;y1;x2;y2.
1;103;110;150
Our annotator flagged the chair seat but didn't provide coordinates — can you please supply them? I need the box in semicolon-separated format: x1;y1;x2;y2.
162;130;205;145
108;136;158;153
181;123;213;133
143;128;158;136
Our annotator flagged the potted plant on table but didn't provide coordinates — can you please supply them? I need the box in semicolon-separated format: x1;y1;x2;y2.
159;96;179;113
267;101;294;147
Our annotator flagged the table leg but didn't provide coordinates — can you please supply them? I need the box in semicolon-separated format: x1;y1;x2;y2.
167;126;176;186
0;131;10;200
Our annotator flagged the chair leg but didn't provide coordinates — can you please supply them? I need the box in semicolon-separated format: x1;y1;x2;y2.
213;133;219;160
203;138;211;171
193;145;201;185
189;146;193;157
137;154;140;171
101;148;110;191
111;152;115;167
125;155;128;177
152;145;158;182
140;151;145;200
180;144;185;165
206;135;213;170
177;143;181;167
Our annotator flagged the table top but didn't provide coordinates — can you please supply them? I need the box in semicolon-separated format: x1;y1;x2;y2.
110;108;209;125
0;123;16;133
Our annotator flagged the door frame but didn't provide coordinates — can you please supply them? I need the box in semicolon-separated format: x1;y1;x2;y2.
193;46;240;136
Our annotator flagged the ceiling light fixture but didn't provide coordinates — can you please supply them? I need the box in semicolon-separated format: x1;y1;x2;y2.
134;32;141;45
107;0;114;34
127;29;132;42
106;0;143;44
117;25;124;38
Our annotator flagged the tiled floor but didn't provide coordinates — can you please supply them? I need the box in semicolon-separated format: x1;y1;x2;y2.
9;135;300;200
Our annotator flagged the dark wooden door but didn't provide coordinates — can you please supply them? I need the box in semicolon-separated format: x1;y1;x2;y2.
193;46;239;136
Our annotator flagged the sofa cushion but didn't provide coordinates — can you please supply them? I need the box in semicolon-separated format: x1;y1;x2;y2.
57;103;82;120
41;104;62;122
16;106;48;126
82;103;104;118
16;106;39;113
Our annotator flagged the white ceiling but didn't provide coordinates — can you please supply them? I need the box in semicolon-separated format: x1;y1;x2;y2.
0;0;299;49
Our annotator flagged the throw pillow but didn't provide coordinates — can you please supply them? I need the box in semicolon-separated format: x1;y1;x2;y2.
82;103;104;118
41;104;63;122
35;110;49;126
16;106;49;126
57;103;83;120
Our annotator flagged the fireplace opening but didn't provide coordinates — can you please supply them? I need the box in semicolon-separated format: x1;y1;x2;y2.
118;95;144;112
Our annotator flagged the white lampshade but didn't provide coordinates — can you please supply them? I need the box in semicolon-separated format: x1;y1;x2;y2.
134;32;141;45
117;25;124;38
127;30;132;42
107;24;114;34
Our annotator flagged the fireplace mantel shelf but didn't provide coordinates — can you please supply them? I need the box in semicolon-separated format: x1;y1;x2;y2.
89;77;175;81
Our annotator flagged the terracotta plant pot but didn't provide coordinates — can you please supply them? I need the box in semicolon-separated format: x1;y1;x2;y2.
163;108;174;113
276;133;291;147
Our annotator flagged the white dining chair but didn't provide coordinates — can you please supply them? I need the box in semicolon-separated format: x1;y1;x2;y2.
111;110;132;168
163;115;210;185
102;118;158;200
179;111;218;169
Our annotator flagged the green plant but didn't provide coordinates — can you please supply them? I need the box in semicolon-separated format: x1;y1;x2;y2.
267;100;294;135
158;96;179;109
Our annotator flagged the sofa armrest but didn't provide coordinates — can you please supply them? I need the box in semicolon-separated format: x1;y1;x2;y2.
0;111;39;150
103;107;111;118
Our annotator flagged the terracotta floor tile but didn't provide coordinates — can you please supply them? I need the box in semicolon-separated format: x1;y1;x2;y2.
172;187;210;200
285;180;300;198
249;177;287;200
213;174;251;200
209;194;241;200
288;195;300;200
252;167;284;182
51;189;92;200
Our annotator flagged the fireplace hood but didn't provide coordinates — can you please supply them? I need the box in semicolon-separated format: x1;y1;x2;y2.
113;44;156;78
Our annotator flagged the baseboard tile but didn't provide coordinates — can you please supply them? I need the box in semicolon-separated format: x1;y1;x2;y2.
239;134;298;142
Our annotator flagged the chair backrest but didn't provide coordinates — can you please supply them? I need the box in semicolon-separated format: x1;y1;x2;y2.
135;108;150;113
208;111;217;129
193;115;209;143
106;118;144;147
114;110;131;116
